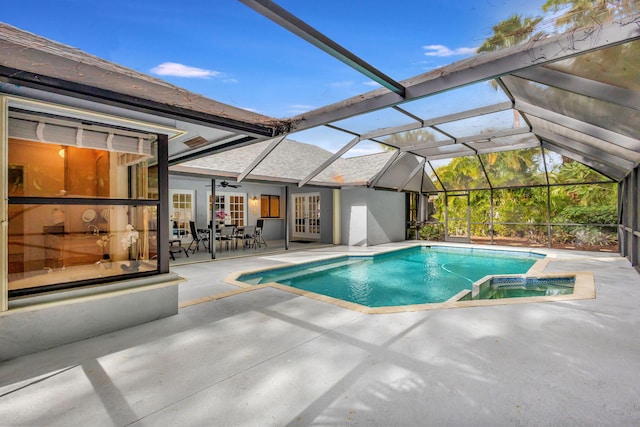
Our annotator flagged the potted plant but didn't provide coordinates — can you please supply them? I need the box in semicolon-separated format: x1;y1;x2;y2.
215;210;229;226
120;224;140;272
96;234;113;261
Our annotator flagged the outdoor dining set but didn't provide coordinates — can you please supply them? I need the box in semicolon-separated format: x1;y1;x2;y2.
169;220;267;259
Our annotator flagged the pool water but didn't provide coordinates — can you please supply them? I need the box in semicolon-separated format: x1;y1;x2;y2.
238;246;544;307
475;277;575;300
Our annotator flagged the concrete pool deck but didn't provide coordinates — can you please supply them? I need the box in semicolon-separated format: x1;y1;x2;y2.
1;242;640;425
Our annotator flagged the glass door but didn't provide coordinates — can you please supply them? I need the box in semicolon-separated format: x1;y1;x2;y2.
292;193;321;240
209;192;246;227
169;190;194;243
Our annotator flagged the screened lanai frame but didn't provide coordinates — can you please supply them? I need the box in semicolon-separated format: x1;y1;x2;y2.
180;4;639;191
1;3;636;271
173;1;638;251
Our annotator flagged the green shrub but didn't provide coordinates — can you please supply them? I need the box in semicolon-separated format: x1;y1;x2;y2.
557;205;617;226
574;227;617;246
420;223;445;241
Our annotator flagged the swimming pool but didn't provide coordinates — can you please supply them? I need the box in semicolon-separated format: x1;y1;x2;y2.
238;246;545;307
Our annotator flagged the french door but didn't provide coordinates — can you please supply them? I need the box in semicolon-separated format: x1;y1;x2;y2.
208;191;247;227
169;189;195;242
292;193;321;240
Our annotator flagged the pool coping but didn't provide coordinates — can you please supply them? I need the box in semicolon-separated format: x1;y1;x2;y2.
219;244;596;314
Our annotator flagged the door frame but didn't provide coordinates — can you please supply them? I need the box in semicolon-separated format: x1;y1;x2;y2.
169;189;195;243
291;192;321;240
444;192;471;243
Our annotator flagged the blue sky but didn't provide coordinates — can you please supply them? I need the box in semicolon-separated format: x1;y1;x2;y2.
3;0;550;121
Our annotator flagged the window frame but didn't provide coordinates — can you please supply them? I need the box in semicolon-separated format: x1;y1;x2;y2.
260;194;280;218
3;98;171;299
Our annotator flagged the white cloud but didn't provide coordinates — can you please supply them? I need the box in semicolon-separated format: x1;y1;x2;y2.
423;45;478;57
223;78;239;84
150;62;222;78
329;81;353;88
288;104;316;115
363;81;382;87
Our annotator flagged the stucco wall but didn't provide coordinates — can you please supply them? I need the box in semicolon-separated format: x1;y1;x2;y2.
168;177;406;246
340;188;405;246
169;176;285;240
1;274;180;361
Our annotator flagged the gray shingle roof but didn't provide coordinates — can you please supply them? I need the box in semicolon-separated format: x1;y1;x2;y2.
174;138;433;191
0;23;282;134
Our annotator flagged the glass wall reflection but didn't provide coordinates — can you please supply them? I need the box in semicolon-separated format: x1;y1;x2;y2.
8;204;158;292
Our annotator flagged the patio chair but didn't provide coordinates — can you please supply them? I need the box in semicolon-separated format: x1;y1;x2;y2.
256;219;267;247
218;225;236;251
188;221;209;253
169;239;189;260
241;225;257;250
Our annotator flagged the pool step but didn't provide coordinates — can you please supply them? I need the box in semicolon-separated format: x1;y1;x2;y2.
257;258;367;283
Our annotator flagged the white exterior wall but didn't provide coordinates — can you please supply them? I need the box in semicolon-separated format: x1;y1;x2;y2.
169;176;286;240
1;273;180;361
340;188;405;246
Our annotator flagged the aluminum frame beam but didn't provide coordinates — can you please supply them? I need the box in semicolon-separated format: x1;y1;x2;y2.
237;135;287;182
513;67;640;112
399;127;531;152
287;18;640;132
392;105;424;123
400;139;456;152
472;138;540;155
430;125;457;141
239;0;405;96
421;102;514;128
536;128;633;172
298;136;361;187
541;141;624;181
361;121;424;142
398;158;426;192
456;127;531;144
368;150;402;188
515;100;640;151
338;102;514;146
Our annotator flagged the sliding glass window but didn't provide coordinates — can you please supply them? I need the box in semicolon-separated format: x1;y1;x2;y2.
7;106;162;296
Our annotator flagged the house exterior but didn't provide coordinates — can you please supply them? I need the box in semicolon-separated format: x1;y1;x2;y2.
0;23;285;360
0;24;412;360
1;11;639;360
170;138;414;248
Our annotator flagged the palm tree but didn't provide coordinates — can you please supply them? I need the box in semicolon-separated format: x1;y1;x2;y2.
478;14;544;128
379;129;436;152
543;1;640;91
483;148;544;187
477;15;544;54
542;0;637;29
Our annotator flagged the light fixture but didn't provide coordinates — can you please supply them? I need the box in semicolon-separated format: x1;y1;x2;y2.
251;195;258;215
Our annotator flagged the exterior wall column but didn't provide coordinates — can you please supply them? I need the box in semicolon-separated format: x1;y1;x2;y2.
333;189;341;245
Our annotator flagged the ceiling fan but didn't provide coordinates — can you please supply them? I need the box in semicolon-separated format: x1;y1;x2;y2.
217;180;241;189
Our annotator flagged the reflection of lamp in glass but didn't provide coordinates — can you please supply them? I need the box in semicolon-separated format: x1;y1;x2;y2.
251;195;258;215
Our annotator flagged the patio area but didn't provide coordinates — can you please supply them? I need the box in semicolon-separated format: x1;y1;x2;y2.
169;239;333;265
2;242;640;426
